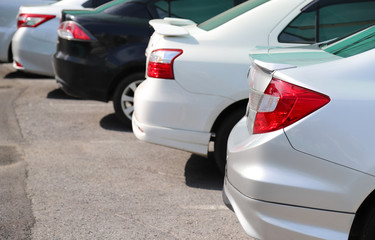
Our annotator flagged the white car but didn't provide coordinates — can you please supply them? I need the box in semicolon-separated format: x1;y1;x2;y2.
224;26;375;240
132;0;375;172
12;0;111;76
0;0;57;63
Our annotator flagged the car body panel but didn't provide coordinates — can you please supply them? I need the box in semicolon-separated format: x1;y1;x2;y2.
54;5;154;101
133;78;234;155
224;26;375;238
156;0;308;98
0;0;57;62
223;174;355;240
281;50;375;175
227;117;375;213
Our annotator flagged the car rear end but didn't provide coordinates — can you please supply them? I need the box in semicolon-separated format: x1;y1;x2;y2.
133;0;287;158
53;0;154;101
0;0;58;63
133;19;223;155
11;0;96;76
224;26;375;239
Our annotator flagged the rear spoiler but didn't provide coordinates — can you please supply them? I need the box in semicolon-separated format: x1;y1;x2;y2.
248;59;296;87
252;59;296;73
149;17;196;36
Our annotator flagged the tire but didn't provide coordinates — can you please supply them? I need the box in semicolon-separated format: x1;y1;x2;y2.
213;107;246;174
359;206;375;240
113;73;145;128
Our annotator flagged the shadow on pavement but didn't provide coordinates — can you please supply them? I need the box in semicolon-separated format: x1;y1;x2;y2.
4;70;52;79
185;154;224;191
100;113;131;132
46;88;81;100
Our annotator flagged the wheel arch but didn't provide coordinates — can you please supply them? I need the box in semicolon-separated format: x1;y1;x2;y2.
108;61;146;100
210;99;248;137
7;41;13;63
349;188;375;239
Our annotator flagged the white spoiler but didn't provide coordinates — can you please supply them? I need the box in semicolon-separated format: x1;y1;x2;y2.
253;59;296;73
149;17;196;36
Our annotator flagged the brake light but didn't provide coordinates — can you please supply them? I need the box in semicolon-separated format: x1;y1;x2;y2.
147;49;183;79
17;14;55;28
57;21;92;41
14;60;23;68
250;78;330;134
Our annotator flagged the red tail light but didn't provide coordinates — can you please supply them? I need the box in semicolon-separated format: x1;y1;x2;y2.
250;78;330;134
17;14;55;28
57;21;92;41
14;60;23;68
147;49;183;79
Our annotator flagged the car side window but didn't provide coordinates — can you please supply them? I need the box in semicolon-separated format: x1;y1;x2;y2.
153;0;245;24
279;1;375;44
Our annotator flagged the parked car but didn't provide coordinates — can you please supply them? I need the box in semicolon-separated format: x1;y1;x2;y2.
0;0;57;63
53;0;243;127
132;0;375;173
223;25;375;240
12;0;112;76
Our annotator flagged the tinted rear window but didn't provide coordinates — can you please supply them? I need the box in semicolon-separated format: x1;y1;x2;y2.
82;0;112;8
154;0;245;24
199;0;270;31
103;2;152;18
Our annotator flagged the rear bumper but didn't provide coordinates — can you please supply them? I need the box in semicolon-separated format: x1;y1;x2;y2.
223;117;375;239
132;78;233;155
53;53;114;101
12;27;56;76
132;113;211;156
223;177;353;240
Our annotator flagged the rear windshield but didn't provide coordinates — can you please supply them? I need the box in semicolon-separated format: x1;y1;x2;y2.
154;0;246;24
198;0;270;31
323;25;375;58
103;2;151;18
82;0;112;8
96;0;133;11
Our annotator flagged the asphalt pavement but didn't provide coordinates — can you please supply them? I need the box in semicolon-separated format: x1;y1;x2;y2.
0;63;249;240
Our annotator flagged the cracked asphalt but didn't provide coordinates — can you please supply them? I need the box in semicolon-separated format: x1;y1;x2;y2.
0;63;248;239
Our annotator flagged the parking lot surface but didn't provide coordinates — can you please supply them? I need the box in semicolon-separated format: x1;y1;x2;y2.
0;63;248;239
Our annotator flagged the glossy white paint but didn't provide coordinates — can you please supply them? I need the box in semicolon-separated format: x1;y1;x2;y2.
133;0;311;155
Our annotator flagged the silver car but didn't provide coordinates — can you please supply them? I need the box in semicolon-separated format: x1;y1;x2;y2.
0;0;57;63
224;25;375;240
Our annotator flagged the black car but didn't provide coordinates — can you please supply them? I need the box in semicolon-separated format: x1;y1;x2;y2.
53;0;244;127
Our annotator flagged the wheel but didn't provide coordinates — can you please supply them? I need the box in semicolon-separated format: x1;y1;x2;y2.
113;73;144;128
213;107;246;174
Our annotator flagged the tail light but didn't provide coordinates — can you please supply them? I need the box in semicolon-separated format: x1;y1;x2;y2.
147;49;183;79
14;60;23;68
249;78;330;134
57;21;92;41
17;14;55;28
